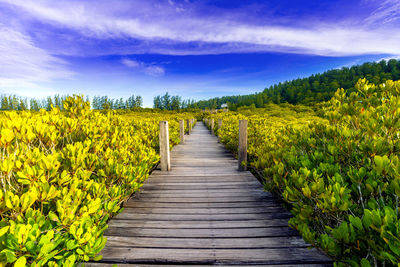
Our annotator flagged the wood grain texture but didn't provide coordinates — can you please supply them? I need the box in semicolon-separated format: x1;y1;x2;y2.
89;123;332;266
96;247;331;265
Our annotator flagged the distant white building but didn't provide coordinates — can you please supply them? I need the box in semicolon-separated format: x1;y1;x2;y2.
221;103;228;112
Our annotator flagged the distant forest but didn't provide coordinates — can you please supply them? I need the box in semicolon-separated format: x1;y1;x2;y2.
2;59;400;111
194;59;400;110
0;94;143;111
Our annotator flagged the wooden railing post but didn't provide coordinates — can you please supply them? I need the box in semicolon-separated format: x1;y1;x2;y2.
159;121;171;171
186;119;190;135
179;120;185;144
238;120;248;171
211;119;214;135
217;119;222;143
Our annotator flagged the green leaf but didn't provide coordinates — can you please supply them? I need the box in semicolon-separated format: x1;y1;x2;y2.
14;256;26;267
0;226;9;237
360;258;371;267
1;128;14;143
362;210;372;228
93;255;102;261
25;241;36;253
66;240;77;250
349;216;363;231
3;249;17;263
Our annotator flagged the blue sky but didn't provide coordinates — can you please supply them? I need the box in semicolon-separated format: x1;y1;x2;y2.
0;0;399;107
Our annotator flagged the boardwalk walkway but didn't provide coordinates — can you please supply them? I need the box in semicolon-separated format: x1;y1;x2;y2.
89;123;331;266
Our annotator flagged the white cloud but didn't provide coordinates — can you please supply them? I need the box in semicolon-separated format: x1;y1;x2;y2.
144;66;165;76
121;58;140;68
376;55;400;62
0;24;74;81
121;58;165;77
0;78;59;98
364;0;400;26
1;0;400;56
0;23;74;96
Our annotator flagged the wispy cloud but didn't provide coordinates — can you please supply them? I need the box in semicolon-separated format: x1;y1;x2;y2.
1;0;400;57
0;23;74;97
376;55;400;62
364;0;400;26
121;58;165;77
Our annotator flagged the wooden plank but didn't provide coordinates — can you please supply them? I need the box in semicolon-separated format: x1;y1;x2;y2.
97;247;331;264
150;173;256;178
147;175;258;181
105;227;298;238
114;212;292;221
135;192;268;198
146;177;259;183
131;196;275;203
102;235;308;248
139;188;265;194
107;219;290;229
85;264;332;267
123;200;280;208
121;207;287;214
142;181;260;186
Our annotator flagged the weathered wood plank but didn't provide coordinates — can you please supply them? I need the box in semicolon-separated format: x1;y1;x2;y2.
138;188;265;194
102;235;308;248
135;192;269;198
98;247;331;264
141;182;261;190
114;212;292;221
141;184;262;190
107;219;290;229
105;226;298;238
131;196;275;203
85;264;331;267
146;176;258;182
123;200;280;208
121;207;287;214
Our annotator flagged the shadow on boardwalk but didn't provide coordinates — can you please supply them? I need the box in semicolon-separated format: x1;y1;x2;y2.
86;123;332;266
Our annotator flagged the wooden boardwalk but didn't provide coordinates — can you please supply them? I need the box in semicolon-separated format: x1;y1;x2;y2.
88;123;332;266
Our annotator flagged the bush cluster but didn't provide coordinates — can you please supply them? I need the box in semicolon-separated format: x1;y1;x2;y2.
207;79;400;266
0;96;195;266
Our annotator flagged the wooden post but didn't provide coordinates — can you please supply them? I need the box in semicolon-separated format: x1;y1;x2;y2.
159;121;171;171
186;119;190;135
238;120;248;171
217;119;222;143
211;119;214;135
179;120;184;144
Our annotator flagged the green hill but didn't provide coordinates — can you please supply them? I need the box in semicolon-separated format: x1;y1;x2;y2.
195;59;400;110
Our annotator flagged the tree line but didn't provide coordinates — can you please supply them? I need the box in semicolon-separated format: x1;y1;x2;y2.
153;92;198;110
92;95;143;110
0;94;74;111
194;59;400;110
0;94;143;111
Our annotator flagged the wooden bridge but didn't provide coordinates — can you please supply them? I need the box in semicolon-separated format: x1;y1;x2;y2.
87;122;332;266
